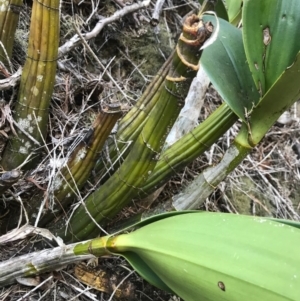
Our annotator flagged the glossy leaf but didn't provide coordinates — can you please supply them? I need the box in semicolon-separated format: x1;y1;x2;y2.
109;212;300;301
243;0;300;96
241;51;300;146
201;16;259;121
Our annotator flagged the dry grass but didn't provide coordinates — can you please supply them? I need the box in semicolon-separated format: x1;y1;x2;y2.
0;0;300;300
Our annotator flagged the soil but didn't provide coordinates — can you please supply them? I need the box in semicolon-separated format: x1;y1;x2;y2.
0;0;300;300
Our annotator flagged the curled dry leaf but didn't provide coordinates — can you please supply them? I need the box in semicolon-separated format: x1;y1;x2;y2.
0;224;64;245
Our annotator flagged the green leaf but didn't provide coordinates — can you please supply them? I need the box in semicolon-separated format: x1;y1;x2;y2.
119;252;175;293
111;212;300;301
245;51;300;145
269;218;300;229
225;0;243;24
112;210;197;235
201;16;259;121
243;0;300;96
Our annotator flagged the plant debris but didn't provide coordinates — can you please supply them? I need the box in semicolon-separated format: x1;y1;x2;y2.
0;0;299;300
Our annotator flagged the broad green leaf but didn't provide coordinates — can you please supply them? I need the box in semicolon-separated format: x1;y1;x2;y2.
111;212;300;301
246;51;300;145
269;218;300;229
225;0;243;24
112;210;197;235
243;0;300;96
120;252;175;293
201;16;259;121
109;211;200;293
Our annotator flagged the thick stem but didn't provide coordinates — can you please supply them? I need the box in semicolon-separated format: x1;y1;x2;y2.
0;0;23;69
1;0;60;170
140;103;237;195
31;105;122;228
57;16;213;242
58;81;183;242
94;54;173;179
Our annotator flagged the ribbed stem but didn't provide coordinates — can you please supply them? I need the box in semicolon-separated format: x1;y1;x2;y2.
140;103;237;195
57;15;213;242
94;54;173;178
0;0;23;68
28;105;122;227
1;0;60;170
58;79;183;242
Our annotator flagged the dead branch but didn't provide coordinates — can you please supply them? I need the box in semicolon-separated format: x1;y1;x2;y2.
58;0;151;58
0;67;21;90
0;242;93;286
151;0;165;26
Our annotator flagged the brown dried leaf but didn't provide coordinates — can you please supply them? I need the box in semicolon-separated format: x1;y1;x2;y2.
74;263;135;299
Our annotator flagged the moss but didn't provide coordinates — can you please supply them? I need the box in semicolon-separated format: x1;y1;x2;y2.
225;176;273;216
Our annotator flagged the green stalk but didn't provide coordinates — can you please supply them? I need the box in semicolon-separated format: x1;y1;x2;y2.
59;83;183;242
0;0;23;68
57;15;213;242
28;105;122;227
140;103;237;195
116;53;173;135
94;54;172;178
1;0;60;170
111;104;238;228
95;0;220;180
